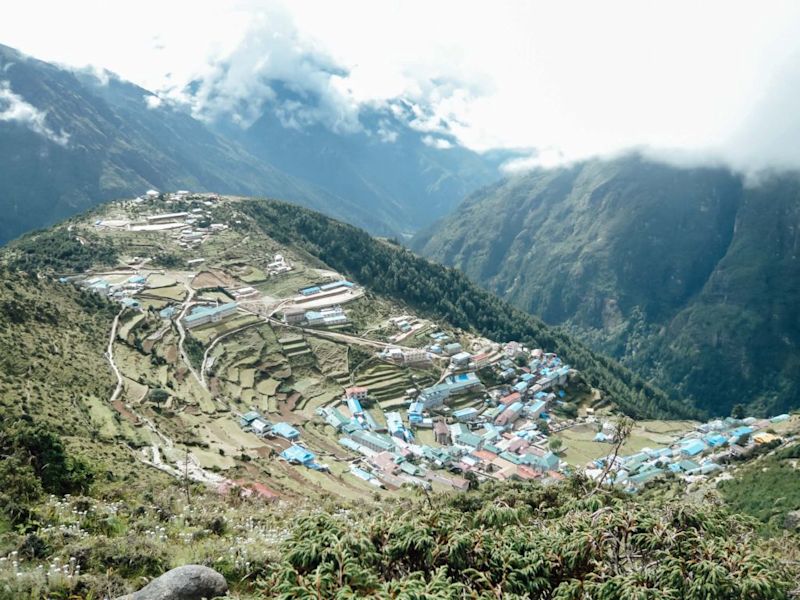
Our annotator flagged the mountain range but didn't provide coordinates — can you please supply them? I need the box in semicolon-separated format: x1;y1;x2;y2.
4;41;800;420
413;155;800;416
0;43;501;245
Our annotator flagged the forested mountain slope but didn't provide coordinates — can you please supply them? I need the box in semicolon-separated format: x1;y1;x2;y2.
412;156;800;416
240;198;697;419
219;92;504;235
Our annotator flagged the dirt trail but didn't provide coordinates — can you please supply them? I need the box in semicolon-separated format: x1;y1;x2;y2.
105;309;125;403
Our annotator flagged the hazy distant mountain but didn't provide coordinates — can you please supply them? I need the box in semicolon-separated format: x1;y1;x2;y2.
215;86;505;235
0;44;503;244
0;44;384;244
413;155;800;416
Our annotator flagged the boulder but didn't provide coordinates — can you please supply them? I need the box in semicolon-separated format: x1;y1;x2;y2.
784;510;800;531
115;565;227;600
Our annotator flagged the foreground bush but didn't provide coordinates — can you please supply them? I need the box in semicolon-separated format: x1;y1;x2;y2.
259;480;797;599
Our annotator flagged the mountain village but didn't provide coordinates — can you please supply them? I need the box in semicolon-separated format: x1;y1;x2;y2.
54;191;799;501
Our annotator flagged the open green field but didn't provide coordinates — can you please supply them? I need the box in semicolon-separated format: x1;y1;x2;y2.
147;273;178;288
142;283;186;301
256;265;322;298
190;314;262;343
239;266;268;283
553;420;697;467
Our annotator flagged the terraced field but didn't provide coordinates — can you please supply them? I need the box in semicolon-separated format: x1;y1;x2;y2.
354;363;429;402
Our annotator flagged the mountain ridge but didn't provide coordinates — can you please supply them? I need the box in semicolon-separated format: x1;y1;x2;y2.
0;43;502;245
412;155;800;416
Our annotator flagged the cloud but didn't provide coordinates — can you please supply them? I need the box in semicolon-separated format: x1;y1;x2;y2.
162;8;363;132
0;80;69;146
144;94;163;109
422;135;453;150
6;0;800;176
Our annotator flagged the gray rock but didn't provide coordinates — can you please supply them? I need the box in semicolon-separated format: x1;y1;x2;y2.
785;510;800;530
115;565;228;600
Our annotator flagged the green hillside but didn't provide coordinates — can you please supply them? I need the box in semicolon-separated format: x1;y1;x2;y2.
240;199;698;419
1;197;798;598
413;156;800;416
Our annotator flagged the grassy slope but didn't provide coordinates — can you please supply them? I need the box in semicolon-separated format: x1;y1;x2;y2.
718;441;800;532
413;156;800;416
0;267;168;492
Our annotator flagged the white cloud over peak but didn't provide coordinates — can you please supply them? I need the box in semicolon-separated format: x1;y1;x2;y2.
3;0;800;175
0;81;69;146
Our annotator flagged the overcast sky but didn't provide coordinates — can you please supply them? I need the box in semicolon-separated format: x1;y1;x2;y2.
3;0;800;173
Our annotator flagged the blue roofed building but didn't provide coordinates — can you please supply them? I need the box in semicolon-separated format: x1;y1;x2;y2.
386;412;405;439
272;422;300;440
408;401;424;424
184;302;238;329
239;411;262;428
729;426;754;438
453;407;478;422
527;399;547;420
281;444;315;465
680;439;707;457
347;397;364;416
703;433;728;447
418;372;482;409
319;280;353;291
339;437;364;453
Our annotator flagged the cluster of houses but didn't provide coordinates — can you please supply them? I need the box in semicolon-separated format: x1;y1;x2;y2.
590;413;793;492
283;305;349;328
239;411;327;471
76;273;149;310
308;339;580;491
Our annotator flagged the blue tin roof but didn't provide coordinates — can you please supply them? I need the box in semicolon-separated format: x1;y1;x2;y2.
272;422;300;439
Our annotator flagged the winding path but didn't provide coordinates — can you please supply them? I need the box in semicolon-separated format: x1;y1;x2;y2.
106;309;125;403
175;283;205;389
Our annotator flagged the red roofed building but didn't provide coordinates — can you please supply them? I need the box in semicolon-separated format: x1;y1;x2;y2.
506;437;529;453
369;451;400;474
345;386;369;400
472;352;492;369
499;392;521;406
472;449;499;462
516;466;541;480
218;480;279;500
